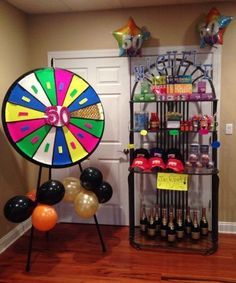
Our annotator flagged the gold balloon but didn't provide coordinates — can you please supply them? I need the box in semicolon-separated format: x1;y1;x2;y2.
74;191;99;218
62;177;83;202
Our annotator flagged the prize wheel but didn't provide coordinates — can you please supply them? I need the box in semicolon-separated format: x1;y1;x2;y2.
2;68;105;168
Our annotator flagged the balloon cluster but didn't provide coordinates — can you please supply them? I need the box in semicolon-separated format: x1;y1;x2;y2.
62;167;113;219
4;168;112;229
113;17;150;57
4;180;65;232
198;7;233;48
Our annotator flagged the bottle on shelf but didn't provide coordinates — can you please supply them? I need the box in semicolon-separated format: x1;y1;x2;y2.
200;207;209;236
154;204;161;233
149;112;160;131
160;208;168;239
176;209;184;239
184;207;192;236
169;206;176;225
188;120;193;131
184;120;189;132
191;210;201;240
140;204;148;233
180;121;185;132
147;207;156;237
167;211;176;242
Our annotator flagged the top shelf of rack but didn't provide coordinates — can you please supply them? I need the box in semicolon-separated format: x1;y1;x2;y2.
131;89;217;102
130;99;218;103
130;98;218;103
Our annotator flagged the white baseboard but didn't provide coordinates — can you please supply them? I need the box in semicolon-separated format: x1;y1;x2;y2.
219;221;236;234
0;219;32;254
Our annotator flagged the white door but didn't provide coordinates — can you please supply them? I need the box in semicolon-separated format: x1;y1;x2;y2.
50;54;130;225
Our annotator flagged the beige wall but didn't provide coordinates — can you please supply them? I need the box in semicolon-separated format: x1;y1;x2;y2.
27;2;236;222
219;6;236;222
0;1;36;238
0;1;236;239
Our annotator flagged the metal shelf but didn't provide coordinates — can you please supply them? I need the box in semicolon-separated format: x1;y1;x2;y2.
130;227;217;255
130;129;217;133
129;167;219;176
130;97;218;103
128;56;219;255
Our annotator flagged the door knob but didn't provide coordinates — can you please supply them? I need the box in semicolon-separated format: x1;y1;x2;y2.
117;149;129;155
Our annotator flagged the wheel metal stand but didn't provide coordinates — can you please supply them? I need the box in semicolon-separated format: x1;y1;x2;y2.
25;163;106;272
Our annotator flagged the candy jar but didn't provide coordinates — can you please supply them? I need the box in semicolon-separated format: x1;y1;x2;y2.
200;145;210;167
187;144;200;167
200;145;214;169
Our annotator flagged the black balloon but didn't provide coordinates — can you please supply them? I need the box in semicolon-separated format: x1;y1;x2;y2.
80;167;103;190
36;180;65;205
4;195;36;223
93;182;113;203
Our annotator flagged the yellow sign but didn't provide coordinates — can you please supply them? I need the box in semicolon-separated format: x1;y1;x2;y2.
140;129;148;136
157;173;188;191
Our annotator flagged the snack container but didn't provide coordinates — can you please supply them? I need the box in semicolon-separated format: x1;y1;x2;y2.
187;143;200;167
200;145;214;168
134;112;149;131
197;81;206;94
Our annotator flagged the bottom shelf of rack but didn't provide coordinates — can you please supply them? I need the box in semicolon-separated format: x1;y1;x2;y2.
130;227;218;255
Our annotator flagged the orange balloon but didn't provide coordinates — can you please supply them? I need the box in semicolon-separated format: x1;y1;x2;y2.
32;204;58;231
26;190;36;201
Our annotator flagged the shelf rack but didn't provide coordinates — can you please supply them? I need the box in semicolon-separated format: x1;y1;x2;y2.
128;56;220;254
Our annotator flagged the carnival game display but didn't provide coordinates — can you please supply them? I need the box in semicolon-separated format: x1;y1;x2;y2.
2;68;112;243
2;68;105;168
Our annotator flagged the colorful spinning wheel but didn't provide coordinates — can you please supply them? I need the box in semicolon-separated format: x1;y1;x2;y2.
2;68;105;168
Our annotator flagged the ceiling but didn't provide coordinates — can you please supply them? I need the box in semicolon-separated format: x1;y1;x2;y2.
5;0;229;14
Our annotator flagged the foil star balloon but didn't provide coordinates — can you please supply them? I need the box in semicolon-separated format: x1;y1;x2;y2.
199;7;233;48
113;17;150;56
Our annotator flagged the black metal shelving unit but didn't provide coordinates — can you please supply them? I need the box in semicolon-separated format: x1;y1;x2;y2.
128;56;220;255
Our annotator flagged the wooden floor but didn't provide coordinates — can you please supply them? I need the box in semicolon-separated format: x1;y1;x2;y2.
0;224;236;282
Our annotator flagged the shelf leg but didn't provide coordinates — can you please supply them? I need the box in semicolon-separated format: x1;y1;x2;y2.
128;172;135;240
212;174;219;243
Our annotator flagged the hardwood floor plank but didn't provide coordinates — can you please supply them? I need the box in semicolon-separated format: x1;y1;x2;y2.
0;224;236;282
